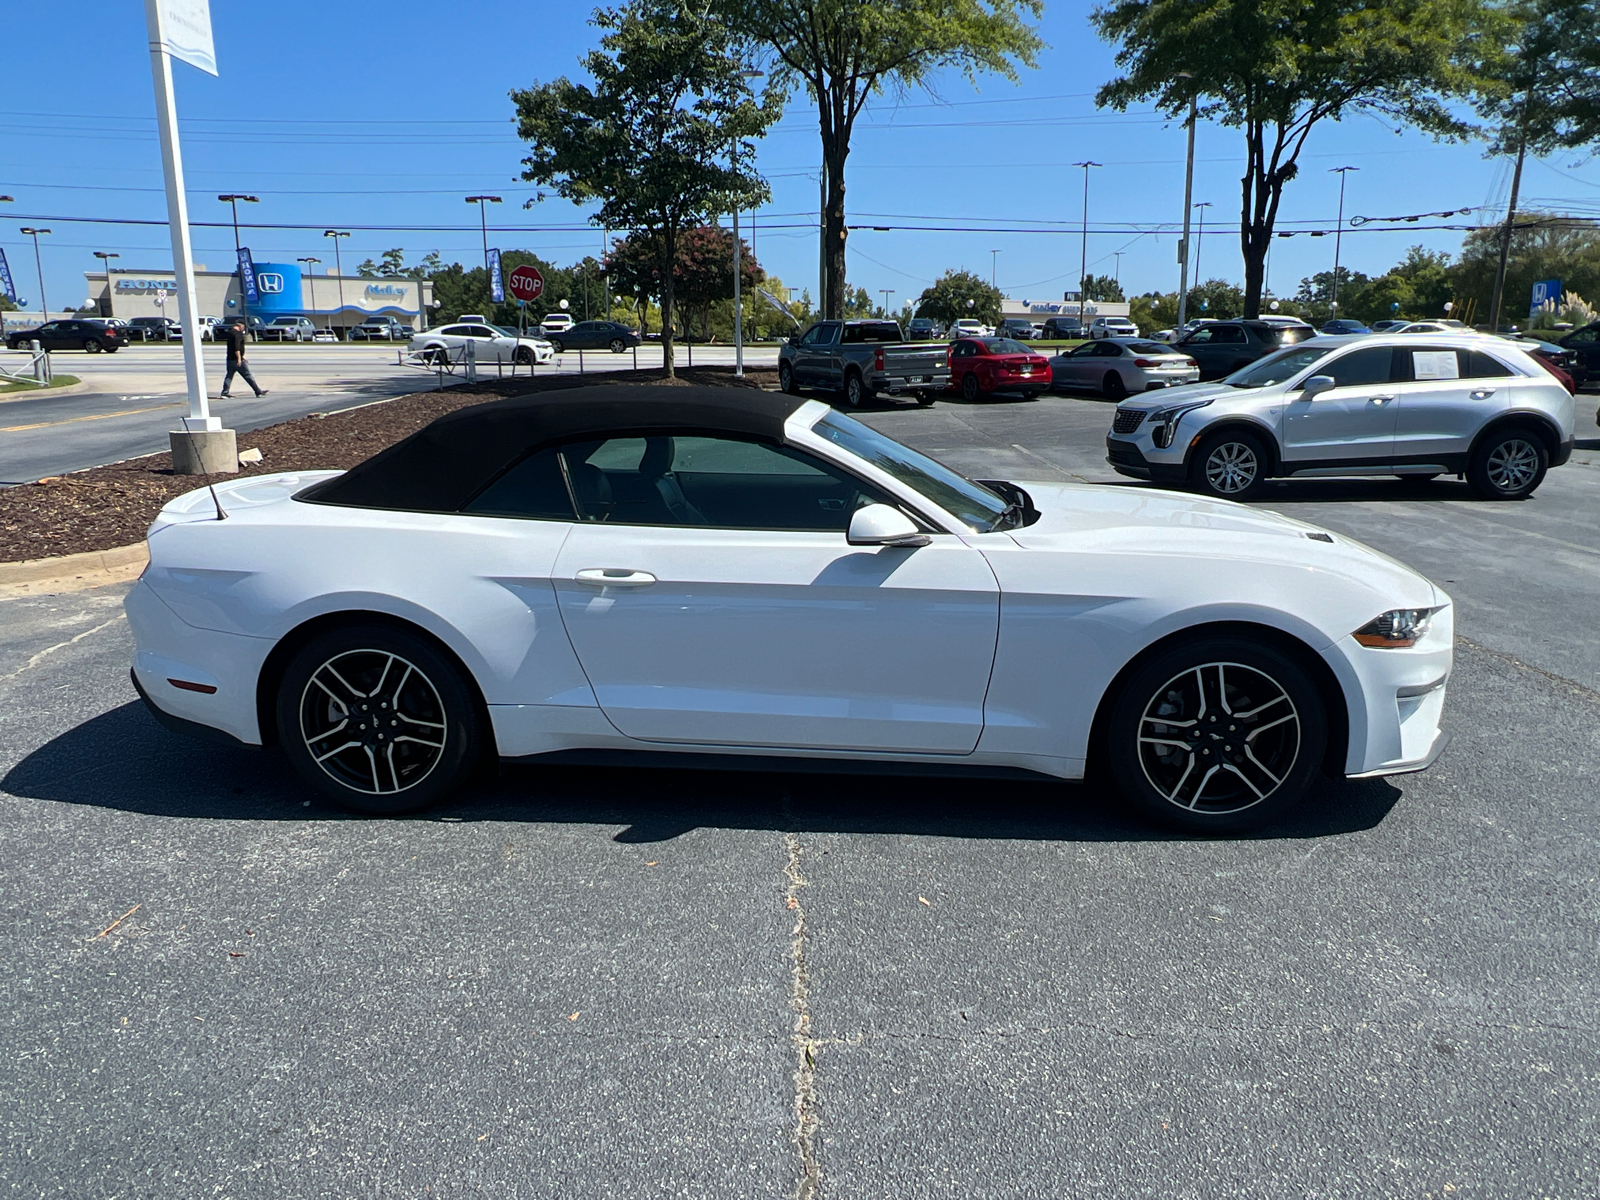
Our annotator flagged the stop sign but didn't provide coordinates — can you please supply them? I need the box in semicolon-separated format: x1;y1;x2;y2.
507;264;545;302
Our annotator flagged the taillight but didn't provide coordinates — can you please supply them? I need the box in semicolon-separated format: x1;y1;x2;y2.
1134;358;1157;368
874;346;884;371
946;348;953;368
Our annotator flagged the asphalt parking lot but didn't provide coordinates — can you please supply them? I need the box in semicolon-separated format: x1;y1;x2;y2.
1;391;1597;1198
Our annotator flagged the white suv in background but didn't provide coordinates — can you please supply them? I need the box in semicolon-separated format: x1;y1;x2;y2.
1105;333;1575;501
1088;316;1139;340
540;312;575;335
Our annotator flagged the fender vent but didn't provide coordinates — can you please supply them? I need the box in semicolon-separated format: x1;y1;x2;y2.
1304;531;1334;543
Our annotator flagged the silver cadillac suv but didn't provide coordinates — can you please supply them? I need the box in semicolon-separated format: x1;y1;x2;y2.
1105;333;1575;501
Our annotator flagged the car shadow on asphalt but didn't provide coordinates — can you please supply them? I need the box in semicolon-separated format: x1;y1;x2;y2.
4;701;1403;844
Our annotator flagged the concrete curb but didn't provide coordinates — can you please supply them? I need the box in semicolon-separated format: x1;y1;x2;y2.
0;379;92;403
0;541;148;598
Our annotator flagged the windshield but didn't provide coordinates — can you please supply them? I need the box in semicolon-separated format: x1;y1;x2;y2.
1225;345;1335;388
981;338;1031;354
813;410;1009;532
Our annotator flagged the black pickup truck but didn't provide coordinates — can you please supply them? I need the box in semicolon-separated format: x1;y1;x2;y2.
777;320;953;407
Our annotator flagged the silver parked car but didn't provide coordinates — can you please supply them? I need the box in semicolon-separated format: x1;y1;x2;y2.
1105;333;1575;501
1049;338;1200;399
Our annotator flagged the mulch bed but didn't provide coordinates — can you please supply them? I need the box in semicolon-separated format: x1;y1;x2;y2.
0;364;780;564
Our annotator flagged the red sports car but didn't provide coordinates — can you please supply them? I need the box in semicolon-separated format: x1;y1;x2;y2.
948;337;1052;401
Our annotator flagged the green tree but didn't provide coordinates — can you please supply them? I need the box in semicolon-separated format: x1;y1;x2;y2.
1129;290;1178;332
1081;273;1125;302
512;0;779;375
357;247;410;279
1452;214;1600;328
607;225;765;339
722;0;1043;319
1184;278;1245;319
914;269;1003;325
1293;266;1371;324
1093;0;1488;318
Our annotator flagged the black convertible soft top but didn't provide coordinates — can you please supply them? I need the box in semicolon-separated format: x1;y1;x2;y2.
298;385;806;513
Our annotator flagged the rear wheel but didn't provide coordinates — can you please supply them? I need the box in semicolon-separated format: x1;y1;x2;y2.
961;372;982;402
1102;371;1127;400
609;338;627;354
548;338;564;353
421;346;449;366
275;624;484;815
1107;636;1327;834
1467;427;1547;500
83;339;101;353
916;390;935;407
1191;429;1270;501
779;362;797;395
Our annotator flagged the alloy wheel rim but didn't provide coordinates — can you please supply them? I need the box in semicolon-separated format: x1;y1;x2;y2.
1205;442;1258;493
1138;662;1300;815
1486;438;1538;492
299;650;447;795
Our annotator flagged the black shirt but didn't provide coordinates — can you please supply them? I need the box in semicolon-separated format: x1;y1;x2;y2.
223;326;248;360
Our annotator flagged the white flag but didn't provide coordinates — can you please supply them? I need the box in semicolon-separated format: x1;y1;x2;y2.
156;0;217;75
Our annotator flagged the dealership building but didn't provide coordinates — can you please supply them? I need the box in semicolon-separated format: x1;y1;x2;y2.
999;296;1131;323
83;261;434;333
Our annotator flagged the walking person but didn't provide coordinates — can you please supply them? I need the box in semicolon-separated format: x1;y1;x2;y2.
220;317;268;398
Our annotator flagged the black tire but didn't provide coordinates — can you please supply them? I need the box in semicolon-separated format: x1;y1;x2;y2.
1102;371;1127;401
1190;428;1270;501
844;370;870;408
916;390;935;407
961;372;982;402
421;346;449;366
779;361;797;395
609;338;627;354
514;347;534;366
84;338;102;353
1467;426;1547;500
548;338;565;353
1107;635;1327;834
275;623;484;815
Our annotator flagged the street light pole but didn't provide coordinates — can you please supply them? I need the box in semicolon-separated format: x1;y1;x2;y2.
297;256;321;331
465;196;502;274
990;249;1000;288
20;227;50;318
93;251;119;315
1176;89;1197;329
880;288;894;317
1072;162;1101;320
324;231;350;338
1329;166;1358;314
1192;202;1213;291
218;194;259;322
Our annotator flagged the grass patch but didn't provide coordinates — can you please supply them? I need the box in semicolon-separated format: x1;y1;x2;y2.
0;374;79;395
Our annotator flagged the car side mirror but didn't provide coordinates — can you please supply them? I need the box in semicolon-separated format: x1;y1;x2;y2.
847;504;930;548
1300;374;1336;399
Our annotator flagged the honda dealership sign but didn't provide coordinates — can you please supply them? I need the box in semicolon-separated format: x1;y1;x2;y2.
0;249;15;303
236;247;259;305
488;249;505;304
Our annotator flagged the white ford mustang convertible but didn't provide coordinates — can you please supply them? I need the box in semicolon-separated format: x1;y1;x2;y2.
127;387;1452;832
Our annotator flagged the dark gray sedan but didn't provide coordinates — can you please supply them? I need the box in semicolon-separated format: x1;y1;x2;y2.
546;320;639;353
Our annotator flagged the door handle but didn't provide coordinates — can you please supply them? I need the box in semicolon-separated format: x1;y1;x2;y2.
574;568;657;588
1368;394;1396;404
1470;388;1496;399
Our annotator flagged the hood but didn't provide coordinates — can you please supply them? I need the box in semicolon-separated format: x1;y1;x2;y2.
1006;481;1440;607
1116;380;1235;410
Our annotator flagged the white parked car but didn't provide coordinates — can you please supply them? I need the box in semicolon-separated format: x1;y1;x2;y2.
1088;316;1140;340
1395;320;1471;334
1049;337;1200;398
951;318;992;338
197;316;223;341
540;312;575;335
408;321;554;366
128;388;1452;834
1106;332;1575;501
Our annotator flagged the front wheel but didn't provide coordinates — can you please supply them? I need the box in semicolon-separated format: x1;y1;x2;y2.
779;362;797;395
1467;427;1547;500
1191;429;1270;501
844;371;870;408
275;624;485;815
514;347;534;366
1107;636;1327;834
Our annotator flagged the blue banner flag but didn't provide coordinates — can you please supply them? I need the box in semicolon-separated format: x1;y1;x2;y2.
488;249;504;304
0;248;15;303
237;246;259;305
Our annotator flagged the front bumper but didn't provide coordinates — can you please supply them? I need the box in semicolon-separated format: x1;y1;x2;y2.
1105;435;1188;483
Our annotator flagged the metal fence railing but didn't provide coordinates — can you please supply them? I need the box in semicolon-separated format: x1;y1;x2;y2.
0;341;52;387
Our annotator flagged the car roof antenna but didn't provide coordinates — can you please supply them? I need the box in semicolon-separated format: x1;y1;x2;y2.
178;416;228;520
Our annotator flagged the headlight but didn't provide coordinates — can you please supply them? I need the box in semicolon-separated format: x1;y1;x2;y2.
1353;607;1441;648
1149;399;1213;448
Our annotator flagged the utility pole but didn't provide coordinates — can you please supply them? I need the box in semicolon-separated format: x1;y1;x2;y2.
1113;252;1123;287
218;194;259;322
1488;135;1528;333
1073;162;1101;320
818;158;827;318
1329;166;1358;314
92;251;119;314
324;230;349;338
1175;88;1197;329
880;288;894;318
1192;202;1213;290
990;249;1000;288
20;227;49;318
297;256;320;330
465;196;502;275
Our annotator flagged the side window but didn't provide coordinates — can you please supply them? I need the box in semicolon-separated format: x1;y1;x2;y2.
557;434;891;531
1184;328;1213;344
1322;346;1396;388
467;325;497;339
1566;327;1596;345
439;326;466;337
1460;349;1515;378
1095;341;1121;357
1399;347;1461;382
1211;326;1247;344
799;324;824;346
462;447;574;522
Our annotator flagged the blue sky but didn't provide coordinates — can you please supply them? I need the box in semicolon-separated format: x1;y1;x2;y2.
3;1;1598;317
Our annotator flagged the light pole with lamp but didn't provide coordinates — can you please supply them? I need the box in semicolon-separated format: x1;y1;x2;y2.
297;257;321;332
20;227;50;319
218;194;259;323
93;251;119;316
465;196;501;274
1328;166;1358;314
990;249;1000;288
1192;201;1213;289
728;68;764;378
324;231;350;338
1072;161;1101;320
880;288;894;318
1175;76;1197;329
